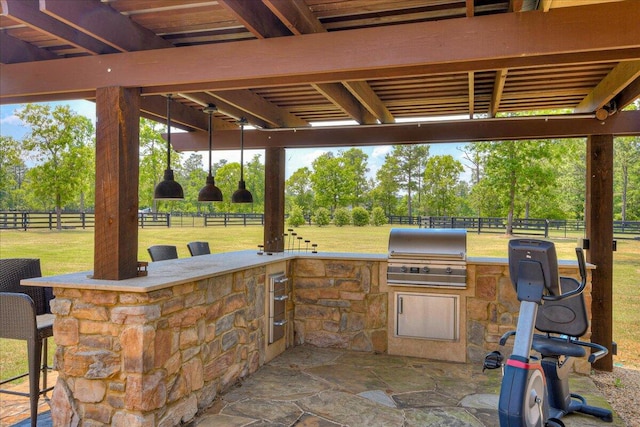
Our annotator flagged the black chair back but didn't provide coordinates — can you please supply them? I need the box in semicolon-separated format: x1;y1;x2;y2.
147;245;178;261
187;241;210;256
0;258;50;315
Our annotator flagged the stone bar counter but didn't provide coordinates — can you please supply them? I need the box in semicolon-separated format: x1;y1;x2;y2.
22;251;592;426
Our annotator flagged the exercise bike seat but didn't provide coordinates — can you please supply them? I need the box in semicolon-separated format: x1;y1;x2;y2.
532;335;586;358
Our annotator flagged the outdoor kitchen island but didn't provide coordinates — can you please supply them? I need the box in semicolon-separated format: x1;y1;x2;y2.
21;250;592;426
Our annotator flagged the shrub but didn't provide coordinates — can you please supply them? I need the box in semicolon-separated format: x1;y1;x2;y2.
371;207;387;226
287;204;306;227
333;207;351;227
313;207;331;226
351;207;370;226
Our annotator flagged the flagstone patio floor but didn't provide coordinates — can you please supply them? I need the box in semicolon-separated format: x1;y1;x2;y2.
1;345;624;426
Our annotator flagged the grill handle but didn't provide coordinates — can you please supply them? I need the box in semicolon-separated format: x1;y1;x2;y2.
398;296;403;314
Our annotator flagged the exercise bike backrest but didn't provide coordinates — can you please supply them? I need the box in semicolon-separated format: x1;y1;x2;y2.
508;239;588;338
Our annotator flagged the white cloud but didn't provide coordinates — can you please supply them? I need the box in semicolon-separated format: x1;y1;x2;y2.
0;113;23;126
371;145;392;158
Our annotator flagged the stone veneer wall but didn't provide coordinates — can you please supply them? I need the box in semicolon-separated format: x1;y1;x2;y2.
49;266;266;426
466;263;592;373
291;259;388;353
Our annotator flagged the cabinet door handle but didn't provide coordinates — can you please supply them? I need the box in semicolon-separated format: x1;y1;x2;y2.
274;277;289;284
274;295;289;301
398;296;403;314
273;319;288;326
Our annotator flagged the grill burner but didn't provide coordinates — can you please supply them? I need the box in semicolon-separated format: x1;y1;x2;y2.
387;228;467;288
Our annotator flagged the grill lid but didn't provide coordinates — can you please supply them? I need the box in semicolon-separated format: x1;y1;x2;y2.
388;228;467;260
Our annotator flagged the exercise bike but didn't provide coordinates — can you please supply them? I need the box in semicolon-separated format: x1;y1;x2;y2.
484;239;613;427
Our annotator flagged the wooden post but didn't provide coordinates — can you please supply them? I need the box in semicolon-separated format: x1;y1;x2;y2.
94;87;141;280
264;147;285;252
585;134;614;371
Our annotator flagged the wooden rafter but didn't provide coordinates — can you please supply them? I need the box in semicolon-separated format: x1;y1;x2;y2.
468;72;475;119
0;30;58;63
490;69;508;117
575;60;640;113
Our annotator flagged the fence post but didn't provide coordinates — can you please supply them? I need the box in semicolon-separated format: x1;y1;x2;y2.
23;212;28;231
49;212;53;230
545;219;549;238
478;217;482;234
166;213;171;228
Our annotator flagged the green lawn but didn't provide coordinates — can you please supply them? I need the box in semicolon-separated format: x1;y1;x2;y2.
1;225;638;382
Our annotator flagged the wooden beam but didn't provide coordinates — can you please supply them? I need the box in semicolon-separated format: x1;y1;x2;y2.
264;147;285;252
586;134;614;371
343;81;394;124
313;83;376;125
1;0;118;55
139;95;210;132
213;89;309;128
466;0;474;17
169;110;640;151
0;30;59;63
490;69;508;117
575;60;640;113
263;0;325;35
39;0;172;52
177;93;244;130
93;86;140;280
2;1;640;102
614;75;640;111
219;0;291;38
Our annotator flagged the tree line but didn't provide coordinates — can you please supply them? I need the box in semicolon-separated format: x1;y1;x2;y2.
1;103;639;230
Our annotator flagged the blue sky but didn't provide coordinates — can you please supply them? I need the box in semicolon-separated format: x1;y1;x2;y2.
1;100;469;181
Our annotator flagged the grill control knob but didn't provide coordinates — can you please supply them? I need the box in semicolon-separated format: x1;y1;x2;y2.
422;266;430;273
446;267;453;274
400;266;408;273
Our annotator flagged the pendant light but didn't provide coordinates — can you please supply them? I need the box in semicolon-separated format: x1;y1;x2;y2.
198;104;223;202
231;117;253;203
154;94;184;200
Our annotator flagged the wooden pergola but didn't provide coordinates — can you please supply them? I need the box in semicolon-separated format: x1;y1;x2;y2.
2;0;640;371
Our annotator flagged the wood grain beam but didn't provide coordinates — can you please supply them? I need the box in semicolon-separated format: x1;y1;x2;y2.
39;0;172;52
169;110;640;151
343;81;394;124
614;75;640;111
263;0;325;35
468;71;475;118
93;86;140;280
313;83;376;124
213;89;309;128
0;30;59;63
219;0;291;38
490;69;508;117
1;0;117;54
178;93;249;130
466;0;474;17
2;1;640;103
139;95;209;132
263;147;285;252
575;60;640;113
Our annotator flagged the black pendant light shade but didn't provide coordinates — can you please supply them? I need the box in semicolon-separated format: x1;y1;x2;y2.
198;104;223;202
154;94;184;200
232;118;253;203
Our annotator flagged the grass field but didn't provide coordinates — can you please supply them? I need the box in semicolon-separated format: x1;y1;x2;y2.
1;225;638;382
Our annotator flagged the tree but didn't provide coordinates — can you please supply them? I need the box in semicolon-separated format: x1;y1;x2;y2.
310;152;351;212
287;204;306;227
351;206;370;226
614;135;640;221
244;154;265;213
473;139;559;234
286;167;314;214
16;104;94;229
422;155;464;216
387;145;430;218
333;207;351;226
370;159;399;216
313;207;331;226
180;152;207;213
371;206;387;226
0;136;24;209
341;148;370;206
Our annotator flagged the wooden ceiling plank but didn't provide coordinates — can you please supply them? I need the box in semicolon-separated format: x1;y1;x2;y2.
218;0;290;38
343;80;394;124
468;71;475;118
213;89;309;128
3;2;640;103
1;0;118;54
170;110;640;151
39;0;173;52
312;82;375;124
265;0;394;125
490;68;508;117
139;94;209;132
466;0;474;17
0;29;58;63
575;60;640;113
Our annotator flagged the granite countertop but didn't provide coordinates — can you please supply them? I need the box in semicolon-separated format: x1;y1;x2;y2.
21;251;588;293
20;250;387;293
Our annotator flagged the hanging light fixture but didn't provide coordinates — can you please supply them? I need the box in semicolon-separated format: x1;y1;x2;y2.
198;104;223;202
231;117;253;204
154;94;184;200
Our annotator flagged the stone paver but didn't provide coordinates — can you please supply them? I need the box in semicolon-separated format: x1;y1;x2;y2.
2;345;624;427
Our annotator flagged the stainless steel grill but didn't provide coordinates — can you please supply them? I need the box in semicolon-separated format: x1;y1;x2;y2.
387;228;467;288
